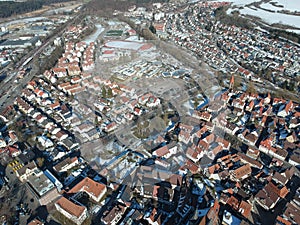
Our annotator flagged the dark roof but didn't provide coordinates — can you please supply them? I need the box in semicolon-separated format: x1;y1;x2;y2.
18;150;35;165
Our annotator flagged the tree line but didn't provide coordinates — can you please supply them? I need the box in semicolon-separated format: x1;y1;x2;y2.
85;0;169;17
214;6;254;30
0;0;73;18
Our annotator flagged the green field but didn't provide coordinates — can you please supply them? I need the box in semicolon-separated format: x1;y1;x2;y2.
105;30;123;36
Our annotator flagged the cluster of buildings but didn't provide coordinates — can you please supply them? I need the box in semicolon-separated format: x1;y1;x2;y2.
0;1;299;224
0;15;71;69
112;59;188;81
213;22;300;79
133;1;300;91
206;88;300;165
276;186;300;225
0;49;12;68
64;24;91;42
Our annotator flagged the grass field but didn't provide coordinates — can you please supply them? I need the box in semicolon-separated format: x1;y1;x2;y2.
105;30;123;36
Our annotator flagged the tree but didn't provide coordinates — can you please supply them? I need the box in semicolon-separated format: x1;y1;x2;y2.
247;82;256;94
149;24;156;34
287;80;295;91
233;75;241;90
102;86;107;98
107;88;113;98
282;80;288;89
36;157;44;168
265;69;273;81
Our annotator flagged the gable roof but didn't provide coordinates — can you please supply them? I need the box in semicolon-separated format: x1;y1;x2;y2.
68;177;106;201
154;145;170;157
56;196;86;218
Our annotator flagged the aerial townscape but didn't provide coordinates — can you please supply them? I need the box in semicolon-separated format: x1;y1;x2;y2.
0;0;299;224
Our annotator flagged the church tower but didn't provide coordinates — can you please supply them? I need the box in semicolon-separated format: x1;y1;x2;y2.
229;75;234;89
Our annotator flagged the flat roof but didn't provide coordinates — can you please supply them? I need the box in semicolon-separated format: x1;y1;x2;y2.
27;171;55;197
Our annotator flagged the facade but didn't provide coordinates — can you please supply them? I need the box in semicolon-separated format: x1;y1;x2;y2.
55;196;88;225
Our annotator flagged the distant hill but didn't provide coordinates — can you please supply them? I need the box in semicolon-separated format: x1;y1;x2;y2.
0;0;73;18
85;0;169;17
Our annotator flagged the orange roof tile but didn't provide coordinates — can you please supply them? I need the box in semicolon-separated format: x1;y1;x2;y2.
68;177;106;201
56;196;86;218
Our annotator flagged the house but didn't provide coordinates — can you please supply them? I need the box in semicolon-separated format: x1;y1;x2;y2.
255;180;289;210
246;147;260;159
105;122;118;133
200;200;220;225
0;105;15;122
273;148;288;161
225;196;252;219
68;177;107;202
237;152;263;169
182;159;200;174
54;157;79;173
139;93;152;105
16;161;37;182
186;147;204;163
167;174;183;189
281;202;300;225
238;130;257;146
22;89;35;101
0;138;6;148
222;210;241;225
55;197;88;225
27;169;60;205
82;61;94;71
102;203;127;225
52;67;67;77
278;101;294;117
49;101;60;111
153;145;171;158
67;65;81;76
224;122;239;135
289;150;300;166
192;111;212;122
289;117;299;129
52;131;68;141
146;208;161;225
229;164;251;181
50;149;67;161
15;97;34;114
8;145;21;157
178;129;191;144
37;136;54;149
146;96;160;107
59;139;79;151
75;123;94;134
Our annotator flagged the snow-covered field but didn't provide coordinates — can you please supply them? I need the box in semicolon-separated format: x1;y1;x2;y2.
238;7;300;28
221;0;300;29
105;41;145;50
219;0;300;11
269;0;300;12
216;0;261;7
260;2;284;11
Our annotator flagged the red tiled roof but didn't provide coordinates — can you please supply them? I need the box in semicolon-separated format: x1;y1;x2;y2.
68;177;106;201
56;196;85;218
239;200;251;218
